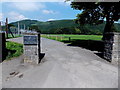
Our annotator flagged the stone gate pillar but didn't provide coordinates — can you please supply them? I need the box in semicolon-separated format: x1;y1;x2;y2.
23;33;41;64
0;32;6;62
104;32;120;64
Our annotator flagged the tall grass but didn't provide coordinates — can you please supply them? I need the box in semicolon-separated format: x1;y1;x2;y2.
6;41;23;60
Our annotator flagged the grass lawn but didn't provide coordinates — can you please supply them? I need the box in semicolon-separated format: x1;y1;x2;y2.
41;34;102;41
42;34;104;52
5;41;23;60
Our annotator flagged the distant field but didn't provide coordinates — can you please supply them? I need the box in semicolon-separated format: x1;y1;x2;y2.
41;34;102;41
6;34;22;39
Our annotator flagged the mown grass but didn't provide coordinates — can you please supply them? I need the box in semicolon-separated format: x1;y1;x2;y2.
41;34;102;41
5;41;23;60
42;34;104;52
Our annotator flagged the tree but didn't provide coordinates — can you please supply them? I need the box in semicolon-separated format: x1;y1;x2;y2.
61;27;71;34
29;24;41;32
55;28;63;34
73;28;81;34
69;1;120;40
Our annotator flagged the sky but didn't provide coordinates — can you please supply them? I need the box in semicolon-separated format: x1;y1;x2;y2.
0;0;119;24
0;1;81;23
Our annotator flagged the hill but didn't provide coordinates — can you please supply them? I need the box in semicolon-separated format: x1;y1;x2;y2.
10;19;120;34
10;19;79;33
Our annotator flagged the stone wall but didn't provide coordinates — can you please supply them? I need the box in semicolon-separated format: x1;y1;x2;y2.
24;45;39;64
0;33;6;62
23;33;41;64
104;32;120;64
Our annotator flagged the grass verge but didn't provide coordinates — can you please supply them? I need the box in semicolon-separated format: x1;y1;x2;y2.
5;41;23;60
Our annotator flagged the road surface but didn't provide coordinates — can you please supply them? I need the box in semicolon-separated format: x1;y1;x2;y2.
1;37;118;88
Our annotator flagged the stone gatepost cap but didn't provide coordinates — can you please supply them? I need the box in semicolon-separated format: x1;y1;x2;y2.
23;32;40;35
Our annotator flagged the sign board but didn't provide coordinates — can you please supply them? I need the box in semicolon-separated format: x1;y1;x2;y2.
24;35;38;45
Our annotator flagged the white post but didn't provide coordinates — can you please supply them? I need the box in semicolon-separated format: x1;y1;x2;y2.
24;24;25;30
18;22;20;35
27;27;29;30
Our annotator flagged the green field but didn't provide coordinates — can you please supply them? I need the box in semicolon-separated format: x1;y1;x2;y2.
42;34;103;52
41;34;102;41
6;34;22;39
6;41;23;60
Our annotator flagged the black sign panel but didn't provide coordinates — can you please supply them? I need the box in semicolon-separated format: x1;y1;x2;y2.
24;35;38;45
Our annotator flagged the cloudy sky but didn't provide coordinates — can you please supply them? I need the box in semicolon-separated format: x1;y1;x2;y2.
0;0;81;23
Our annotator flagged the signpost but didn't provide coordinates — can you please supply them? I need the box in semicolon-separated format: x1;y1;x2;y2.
24;36;38;45
6;18;8;39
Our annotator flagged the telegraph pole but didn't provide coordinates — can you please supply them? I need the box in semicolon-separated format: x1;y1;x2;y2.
6;18;8;39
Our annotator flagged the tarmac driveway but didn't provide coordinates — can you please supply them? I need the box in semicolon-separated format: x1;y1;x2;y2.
1;37;118;88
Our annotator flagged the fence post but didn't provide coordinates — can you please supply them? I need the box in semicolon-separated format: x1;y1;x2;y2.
5;18;8;39
61;36;62;41
56;36;57;40
69;37;71;41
